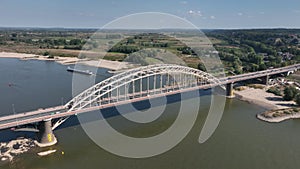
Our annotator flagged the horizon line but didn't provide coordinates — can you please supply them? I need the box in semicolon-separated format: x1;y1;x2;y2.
0;26;300;31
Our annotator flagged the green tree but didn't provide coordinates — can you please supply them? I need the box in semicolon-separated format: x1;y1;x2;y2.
127;38;135;44
233;60;243;74
197;63;207;72
69;39;82;45
267;87;281;96
43;51;50;56
295;93;300;106
283;86;298;101
258;63;267;71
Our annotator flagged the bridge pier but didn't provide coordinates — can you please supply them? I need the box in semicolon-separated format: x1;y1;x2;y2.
35;119;57;147
261;75;270;85
226;83;234;98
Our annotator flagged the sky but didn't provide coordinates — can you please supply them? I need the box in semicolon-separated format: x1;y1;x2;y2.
0;0;300;29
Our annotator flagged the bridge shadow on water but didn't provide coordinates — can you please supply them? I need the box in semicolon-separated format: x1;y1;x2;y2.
0;88;215;142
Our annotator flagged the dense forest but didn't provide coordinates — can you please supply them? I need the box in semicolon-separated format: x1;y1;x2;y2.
207;29;300;74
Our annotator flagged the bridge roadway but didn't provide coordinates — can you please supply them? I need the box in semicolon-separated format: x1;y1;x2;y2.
0;85;215;130
0;63;299;130
218;63;300;84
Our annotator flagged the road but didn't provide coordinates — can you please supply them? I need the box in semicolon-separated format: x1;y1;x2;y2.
0;63;299;130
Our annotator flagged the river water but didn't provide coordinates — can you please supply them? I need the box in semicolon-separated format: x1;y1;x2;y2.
1;58;300;169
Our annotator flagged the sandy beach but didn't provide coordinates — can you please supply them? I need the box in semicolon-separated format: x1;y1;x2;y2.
234;87;300;123
0;52;136;71
234;87;295;110
78;59;139;71
0;51;81;64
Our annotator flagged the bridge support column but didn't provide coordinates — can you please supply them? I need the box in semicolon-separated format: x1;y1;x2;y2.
226;83;234;98
35;119;57;147
262;75;270;85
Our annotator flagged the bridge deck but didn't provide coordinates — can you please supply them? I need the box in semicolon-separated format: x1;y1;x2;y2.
0;85;214;130
0;106;65;121
0;63;299;130
219;64;300;83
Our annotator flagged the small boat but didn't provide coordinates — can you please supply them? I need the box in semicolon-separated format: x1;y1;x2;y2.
108;69;125;74
37;149;57;156
67;67;93;75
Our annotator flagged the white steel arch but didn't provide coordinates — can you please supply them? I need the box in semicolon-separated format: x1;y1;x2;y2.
66;64;221;111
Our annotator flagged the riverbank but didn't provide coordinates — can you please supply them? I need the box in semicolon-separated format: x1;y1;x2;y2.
0;52;81;65
234;86;295;110
77;59;138;71
257;108;300;123
234;86;299;123
0;138;35;162
0;52;137;71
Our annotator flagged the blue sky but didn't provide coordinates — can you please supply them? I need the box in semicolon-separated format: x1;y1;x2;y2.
0;0;300;29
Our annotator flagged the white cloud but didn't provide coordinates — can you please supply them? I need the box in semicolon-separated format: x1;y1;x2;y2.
210;16;216;19
187;10;202;17
259;12;265;15
237;12;243;16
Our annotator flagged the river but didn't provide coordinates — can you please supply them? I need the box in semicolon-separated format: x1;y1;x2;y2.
1;58;300;169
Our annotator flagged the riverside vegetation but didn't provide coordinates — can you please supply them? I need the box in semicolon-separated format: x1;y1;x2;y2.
0;28;300;75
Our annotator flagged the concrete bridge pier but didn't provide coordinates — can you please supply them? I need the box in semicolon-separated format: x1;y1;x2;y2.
35;119;57;147
261;75;270;85
226;83;234;98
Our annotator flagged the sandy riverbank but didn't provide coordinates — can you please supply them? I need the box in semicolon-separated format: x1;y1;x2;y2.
234;87;295;110
0;52;81;65
77;59;139;71
0;52;136;71
234;86;298;123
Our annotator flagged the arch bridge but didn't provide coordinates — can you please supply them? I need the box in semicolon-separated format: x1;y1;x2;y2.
66;64;221;112
0;63;300;147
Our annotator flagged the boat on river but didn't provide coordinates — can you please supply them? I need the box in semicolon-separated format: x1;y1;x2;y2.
67;67;93;75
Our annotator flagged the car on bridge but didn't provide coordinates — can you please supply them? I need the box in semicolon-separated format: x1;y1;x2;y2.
50;111;60;115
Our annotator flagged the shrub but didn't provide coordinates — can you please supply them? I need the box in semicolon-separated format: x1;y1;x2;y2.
295;93;300;106
43;51;50;56
267;87;282;96
283;86;298;101
48;55;54;59
248;84;265;89
235;86;247;91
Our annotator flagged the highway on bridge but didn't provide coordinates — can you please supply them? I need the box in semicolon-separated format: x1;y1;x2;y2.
0;63;299;131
